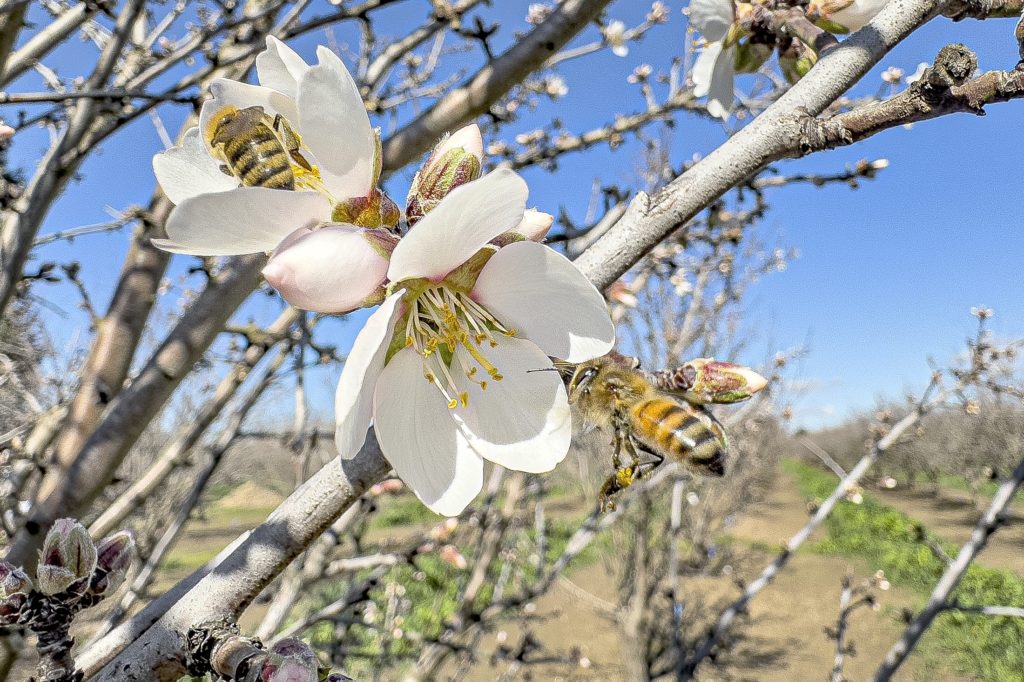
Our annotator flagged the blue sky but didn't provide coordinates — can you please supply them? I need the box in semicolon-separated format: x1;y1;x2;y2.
6;1;1023;430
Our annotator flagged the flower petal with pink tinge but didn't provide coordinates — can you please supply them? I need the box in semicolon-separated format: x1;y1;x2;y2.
263;225;389;313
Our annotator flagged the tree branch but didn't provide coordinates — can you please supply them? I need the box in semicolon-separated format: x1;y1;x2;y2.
871;452;1024;680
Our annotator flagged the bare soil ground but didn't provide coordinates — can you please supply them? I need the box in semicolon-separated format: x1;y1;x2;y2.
455;470;937;682
873;486;1024;576
69;466;1021;681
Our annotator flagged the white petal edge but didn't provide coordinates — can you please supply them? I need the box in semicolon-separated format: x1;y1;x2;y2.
692;40;722;98
263;225;389;313
256;36;310;98
471;241;615;363
373;347;484;516
452;335;571;473
297;46;374;199
335;291;405;459
706;45;736;120
153;127;238;204
156;188;329;255
388;168;529;283
198;79;299;151
688;0;733;42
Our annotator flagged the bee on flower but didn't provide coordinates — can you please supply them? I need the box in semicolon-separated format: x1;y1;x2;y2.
152;36;399;313
151;38;616;517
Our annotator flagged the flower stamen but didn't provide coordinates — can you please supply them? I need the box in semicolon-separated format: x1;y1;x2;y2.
404;284;517;407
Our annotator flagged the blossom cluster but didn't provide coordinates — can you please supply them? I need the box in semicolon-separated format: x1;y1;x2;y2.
152;38;615;515
688;0;890;119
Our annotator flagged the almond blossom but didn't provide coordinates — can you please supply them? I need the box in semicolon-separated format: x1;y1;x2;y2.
605;20;630;57
152;36;396;313
689;0;735;120
335;169;615;516
818;0;890;32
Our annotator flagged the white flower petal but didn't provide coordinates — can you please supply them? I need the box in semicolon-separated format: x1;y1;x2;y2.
612;44;629;57
155;188;329;255
198;79;299;150
388;169;528;283
153;127;238;204
262;225;389;313
373;347;484;515
706;46;736;120
688;0;733;42
515;209;554;241
831;0;889;31
692;40;722;98
297;47;374;199
434;124;484;162
453;336;571;473
335;291;404;459
472;241;614;362
692;41;734;119
256;36;310;98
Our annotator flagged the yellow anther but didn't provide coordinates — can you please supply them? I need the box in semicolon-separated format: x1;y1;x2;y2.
459;391;469;407
447;398;458;409
405;336;414;347
480;381;488;390
492;373;504;381
467;367;477;377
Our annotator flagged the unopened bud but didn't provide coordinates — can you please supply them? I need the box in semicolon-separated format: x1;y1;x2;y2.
331;188;400;230
406;124;484;227
37;518;96;596
263;638;319;682
439;544;468;570
676;359;768;404
0;562;31;620
370;478;405;496
511;209;554;242
428;517;459;542
0;124;13;141
92;531;135;596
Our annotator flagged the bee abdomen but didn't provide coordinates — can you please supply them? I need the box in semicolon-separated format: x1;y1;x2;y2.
224;129;294;190
631;399;726;476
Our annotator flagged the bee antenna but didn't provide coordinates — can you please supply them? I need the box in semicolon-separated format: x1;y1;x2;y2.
526;367;561;374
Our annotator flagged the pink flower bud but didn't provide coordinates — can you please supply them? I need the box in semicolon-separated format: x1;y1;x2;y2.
261;638;319;682
439;544;468;570
92;531;135;596
406;124;484;227
428;517;459;542
0;562;31;621
0;124;14;141
37;518;96;596
263;225;397;313
673;359;769;404
370;478;405;496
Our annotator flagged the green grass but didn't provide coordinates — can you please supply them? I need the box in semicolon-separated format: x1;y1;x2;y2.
786;459;1024;682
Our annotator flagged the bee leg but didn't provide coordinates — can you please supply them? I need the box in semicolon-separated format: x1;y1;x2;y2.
598;465;640;512
272;114;314;171
217;164;233;177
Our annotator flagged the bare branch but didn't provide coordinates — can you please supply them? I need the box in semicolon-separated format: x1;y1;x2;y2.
872;452;1024;680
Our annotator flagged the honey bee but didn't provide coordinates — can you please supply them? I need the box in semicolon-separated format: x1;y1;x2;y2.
564;355;728;510
204;105;312;190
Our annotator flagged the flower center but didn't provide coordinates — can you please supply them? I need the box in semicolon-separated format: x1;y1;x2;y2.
403;285;516;409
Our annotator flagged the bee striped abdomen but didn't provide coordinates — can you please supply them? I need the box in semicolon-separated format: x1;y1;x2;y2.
630;399;726;476
223;127;294;190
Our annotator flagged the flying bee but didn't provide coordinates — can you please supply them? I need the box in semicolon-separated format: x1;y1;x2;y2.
563;355;729;511
203;105;313;190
